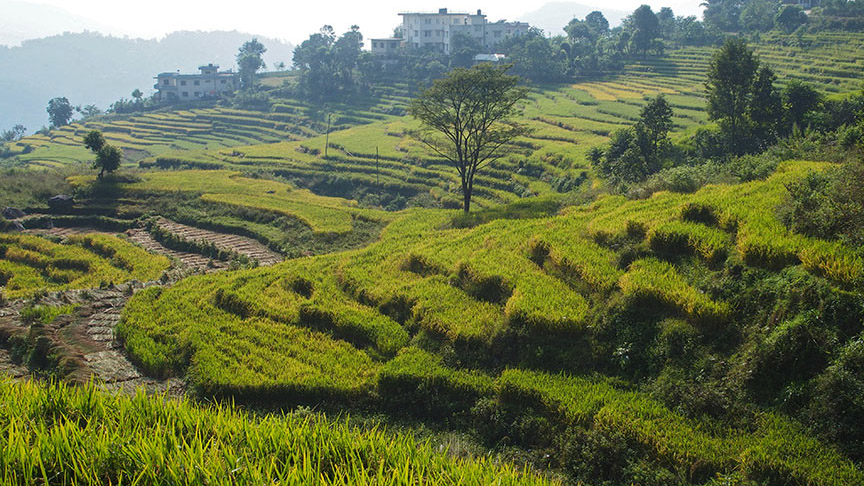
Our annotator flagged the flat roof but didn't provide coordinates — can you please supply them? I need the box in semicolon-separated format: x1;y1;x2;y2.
398;11;476;16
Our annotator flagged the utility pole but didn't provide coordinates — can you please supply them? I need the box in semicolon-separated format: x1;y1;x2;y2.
324;114;331;158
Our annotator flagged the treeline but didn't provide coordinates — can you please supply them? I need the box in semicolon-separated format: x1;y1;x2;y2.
594;37;864;189
704;0;864;33
287;5;715;99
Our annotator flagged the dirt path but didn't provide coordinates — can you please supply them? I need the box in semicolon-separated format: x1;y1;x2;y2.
24;226;114;238
0;284;184;396
2;218;283;389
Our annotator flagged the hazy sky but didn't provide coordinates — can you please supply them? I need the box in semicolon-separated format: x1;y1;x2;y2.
5;0;703;45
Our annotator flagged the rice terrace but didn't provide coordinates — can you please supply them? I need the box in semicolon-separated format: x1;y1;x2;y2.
2;0;864;483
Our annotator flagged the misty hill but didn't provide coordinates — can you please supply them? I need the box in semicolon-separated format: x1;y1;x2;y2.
0;31;294;134
521;2;628;35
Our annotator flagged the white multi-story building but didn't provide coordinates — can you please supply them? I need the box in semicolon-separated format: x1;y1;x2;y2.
153;64;239;102
373;8;530;56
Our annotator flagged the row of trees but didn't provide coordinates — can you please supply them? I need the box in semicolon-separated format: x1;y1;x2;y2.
703;0;809;33
705;38;822;154
292;26;370;100
595;37;829;187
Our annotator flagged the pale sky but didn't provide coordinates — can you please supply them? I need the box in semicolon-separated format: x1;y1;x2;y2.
4;0;704;46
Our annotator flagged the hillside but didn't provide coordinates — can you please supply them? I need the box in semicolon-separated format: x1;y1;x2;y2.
2;29;864;485
0;31;294;134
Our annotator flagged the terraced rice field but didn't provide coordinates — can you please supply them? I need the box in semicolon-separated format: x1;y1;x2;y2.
0;233;171;299
0;378;554;485
109;158;864;483
150;217;283;265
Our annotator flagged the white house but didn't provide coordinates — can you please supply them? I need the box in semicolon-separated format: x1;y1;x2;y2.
154;64;239;102
376;8;530;56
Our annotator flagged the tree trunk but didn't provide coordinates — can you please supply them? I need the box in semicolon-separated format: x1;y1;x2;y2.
462;183;471;213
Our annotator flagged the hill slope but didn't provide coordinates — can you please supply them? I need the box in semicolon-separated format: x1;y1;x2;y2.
0;31;294;134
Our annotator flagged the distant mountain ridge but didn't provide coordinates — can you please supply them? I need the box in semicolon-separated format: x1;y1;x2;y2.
520;2;629;35
0;31;294;134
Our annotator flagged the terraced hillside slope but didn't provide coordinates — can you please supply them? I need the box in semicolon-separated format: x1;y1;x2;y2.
118;160;864;485
0;233;170;299
2;30;864;486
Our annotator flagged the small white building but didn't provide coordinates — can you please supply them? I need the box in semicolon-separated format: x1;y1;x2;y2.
371;38;402;56
154;64;239;102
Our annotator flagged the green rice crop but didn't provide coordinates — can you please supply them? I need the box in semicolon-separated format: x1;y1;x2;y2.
0;378;555;485
0;233;170;299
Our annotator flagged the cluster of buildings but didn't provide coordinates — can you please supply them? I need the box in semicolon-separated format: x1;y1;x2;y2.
371;8;530;56
154;8;529;100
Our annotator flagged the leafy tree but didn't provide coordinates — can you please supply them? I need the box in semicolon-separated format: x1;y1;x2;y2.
131;89;143;102
332;25;365;90
597;95;674;185
783;80;822;136
237;38;267;89
83;130;121;179
83;130;105;152
275;61;286;71
585;11;610;35
776;5;808;32
740;0;780;32
625;5;662;58
80;105;102;118
1;124;26;142
703;0;746;32
657;7;676;38
46;97;73;128
705;38;759;152
409;64;529;212
94;145;122;179
293;25;367;99
749;65;783;147
503;29;569;82
293;26;337;98
450;32;482;68
638;94;674;158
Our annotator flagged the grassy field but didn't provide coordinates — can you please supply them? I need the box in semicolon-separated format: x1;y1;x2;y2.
0;378;555;485
0;233;170;299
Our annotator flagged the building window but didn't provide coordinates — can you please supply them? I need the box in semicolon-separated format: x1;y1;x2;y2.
424;30;431;37
414;30;419;37
163;79;170;86
182;92;189;97
221;79;226;84
180;80;187;86
194;92;201;97
425;18;431;24
194;80;200;86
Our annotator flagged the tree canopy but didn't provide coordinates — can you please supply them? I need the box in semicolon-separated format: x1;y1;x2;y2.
83;130;121;179
409;64;529;212
46;97;73;128
237;38;267;89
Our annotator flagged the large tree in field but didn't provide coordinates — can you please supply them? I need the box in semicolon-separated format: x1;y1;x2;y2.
409;64;529;213
47;97;73;128
237;38;267;89
83;130;121;179
706;38;759;152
